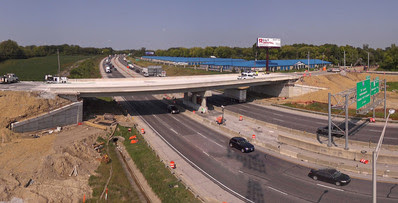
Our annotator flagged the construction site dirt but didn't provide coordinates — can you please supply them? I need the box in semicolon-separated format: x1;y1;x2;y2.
0;124;106;202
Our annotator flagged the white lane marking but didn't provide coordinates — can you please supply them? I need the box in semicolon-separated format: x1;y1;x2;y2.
170;128;178;135
272;113;284;117
238;170;243;173
273;118;284;122
197;132;225;148
315;122;326;125
269;130;274;133
268;186;288;195
123;99;255;203
384;137;398;140
202;151;210;156
317;184;344;191
369;129;381;133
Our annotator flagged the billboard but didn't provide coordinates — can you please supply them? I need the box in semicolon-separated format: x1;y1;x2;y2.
257;38;281;48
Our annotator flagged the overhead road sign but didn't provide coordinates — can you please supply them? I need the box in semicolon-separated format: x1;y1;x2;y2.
371;77;379;96
257;38;281;48
357;78;370;109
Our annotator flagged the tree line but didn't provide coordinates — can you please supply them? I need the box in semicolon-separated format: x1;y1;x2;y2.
0;40;113;62
1;39;397;71
135;43;397;70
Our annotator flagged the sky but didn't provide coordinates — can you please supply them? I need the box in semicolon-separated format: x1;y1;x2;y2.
0;0;397;50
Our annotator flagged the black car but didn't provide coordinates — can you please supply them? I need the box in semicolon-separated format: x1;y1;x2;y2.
167;105;179;114
308;168;351;186
229;137;255;153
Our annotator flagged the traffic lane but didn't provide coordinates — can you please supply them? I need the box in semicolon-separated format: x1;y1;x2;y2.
102;61;124;78
126;96;313;202
125;96;259;202
208;95;398;144
125;96;384;202
237;103;398;145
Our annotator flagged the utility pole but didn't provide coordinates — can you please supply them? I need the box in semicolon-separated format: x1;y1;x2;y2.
57;49;61;76
368;52;370;70
344;50;346;69
307;51;310;72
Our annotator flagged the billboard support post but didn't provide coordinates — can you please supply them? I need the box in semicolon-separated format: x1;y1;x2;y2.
266;48;269;73
257;37;281;74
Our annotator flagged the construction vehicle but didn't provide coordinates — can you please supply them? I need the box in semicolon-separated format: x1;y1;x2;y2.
0;73;19;84
44;75;68;83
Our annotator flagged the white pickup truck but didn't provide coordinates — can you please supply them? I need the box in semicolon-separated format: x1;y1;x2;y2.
237;72;256;80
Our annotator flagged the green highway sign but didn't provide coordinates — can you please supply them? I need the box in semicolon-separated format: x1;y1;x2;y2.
357;79;371;109
371;77;379;96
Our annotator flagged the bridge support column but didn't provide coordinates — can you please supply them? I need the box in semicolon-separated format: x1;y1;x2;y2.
224;88;247;103
182;91;211;113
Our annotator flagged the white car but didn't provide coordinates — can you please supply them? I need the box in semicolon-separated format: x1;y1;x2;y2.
238;72;256;80
105;66;111;73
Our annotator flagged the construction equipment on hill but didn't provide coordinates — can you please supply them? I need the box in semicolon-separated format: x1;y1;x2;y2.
0;73;19;84
44;75;68;83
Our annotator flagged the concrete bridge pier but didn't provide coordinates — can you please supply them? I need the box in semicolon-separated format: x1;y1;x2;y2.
183;91;212;113
223;88;248;103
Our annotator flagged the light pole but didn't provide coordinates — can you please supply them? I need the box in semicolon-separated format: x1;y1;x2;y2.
372;109;395;203
221;105;225;124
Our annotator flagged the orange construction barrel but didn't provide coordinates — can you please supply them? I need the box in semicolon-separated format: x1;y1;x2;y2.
252;134;256;139
239;116;243;121
141;128;145;134
170;161;175;169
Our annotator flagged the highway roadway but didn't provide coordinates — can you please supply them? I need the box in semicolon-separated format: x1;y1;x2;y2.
207;94;398;145
104;56;398;202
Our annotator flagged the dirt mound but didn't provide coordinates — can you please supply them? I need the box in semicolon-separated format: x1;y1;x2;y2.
0;125;105;202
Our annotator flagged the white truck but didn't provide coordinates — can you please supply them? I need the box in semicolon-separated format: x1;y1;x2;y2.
237;72;256;80
44;75;68;83
0;73;19;84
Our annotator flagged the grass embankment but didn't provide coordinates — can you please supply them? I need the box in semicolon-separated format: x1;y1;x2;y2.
88;136;141;202
282;102;397;120
387;82;398;92
69;55;104;78
0;55;91;80
114;126;201;203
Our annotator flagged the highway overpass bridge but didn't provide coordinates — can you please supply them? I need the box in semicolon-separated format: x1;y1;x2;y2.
37;73;307;112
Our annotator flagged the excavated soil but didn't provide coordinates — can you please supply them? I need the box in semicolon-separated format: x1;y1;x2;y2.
0;91;110;202
268;72;398;108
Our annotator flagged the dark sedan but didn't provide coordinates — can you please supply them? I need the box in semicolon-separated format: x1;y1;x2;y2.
229;137;255;153
167;105;180;114
308;168;351;186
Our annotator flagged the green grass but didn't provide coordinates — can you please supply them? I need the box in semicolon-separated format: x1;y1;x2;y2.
69;55;103;78
387;82;398;92
0;55;91;81
87;136;141;202
115;126;200;203
282;102;397;120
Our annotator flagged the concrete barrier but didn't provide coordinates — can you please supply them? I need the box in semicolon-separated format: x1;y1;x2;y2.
11;101;83;133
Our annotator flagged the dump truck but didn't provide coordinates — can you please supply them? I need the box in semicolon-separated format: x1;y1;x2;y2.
0;73;19;84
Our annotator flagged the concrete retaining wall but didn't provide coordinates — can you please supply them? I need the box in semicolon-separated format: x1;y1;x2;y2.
249;82;326;97
11;101;83;133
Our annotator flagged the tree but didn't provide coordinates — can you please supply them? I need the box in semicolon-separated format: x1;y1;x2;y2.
0;40;25;60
